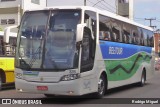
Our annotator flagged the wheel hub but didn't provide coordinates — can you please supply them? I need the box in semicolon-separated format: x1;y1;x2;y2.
98;78;104;95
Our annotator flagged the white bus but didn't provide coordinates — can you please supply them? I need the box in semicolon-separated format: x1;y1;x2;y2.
15;6;155;98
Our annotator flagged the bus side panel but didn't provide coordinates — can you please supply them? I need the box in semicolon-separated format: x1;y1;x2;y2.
5;71;15;83
0;57;6;71
146;48;155;80
0;57;15;83
6;57;15;83
99;41;153;88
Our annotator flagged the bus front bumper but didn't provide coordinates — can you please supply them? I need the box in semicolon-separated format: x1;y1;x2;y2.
15;78;82;96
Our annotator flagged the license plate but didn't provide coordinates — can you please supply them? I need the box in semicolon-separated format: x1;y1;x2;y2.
37;86;48;91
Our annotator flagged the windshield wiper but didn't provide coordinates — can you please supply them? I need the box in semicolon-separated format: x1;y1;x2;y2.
19;59;31;70
29;46;41;68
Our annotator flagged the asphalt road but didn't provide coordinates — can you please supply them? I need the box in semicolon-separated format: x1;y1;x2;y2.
0;71;160;107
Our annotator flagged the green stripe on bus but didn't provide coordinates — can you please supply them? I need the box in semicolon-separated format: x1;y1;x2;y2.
105;52;151;81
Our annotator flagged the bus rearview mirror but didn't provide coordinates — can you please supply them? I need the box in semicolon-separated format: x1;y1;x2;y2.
4;25;18;43
76;24;86;42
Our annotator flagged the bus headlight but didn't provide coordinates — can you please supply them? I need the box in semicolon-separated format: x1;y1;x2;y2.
60;73;80;81
15;73;23;79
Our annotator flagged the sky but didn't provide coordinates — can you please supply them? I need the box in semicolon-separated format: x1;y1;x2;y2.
47;0;160;30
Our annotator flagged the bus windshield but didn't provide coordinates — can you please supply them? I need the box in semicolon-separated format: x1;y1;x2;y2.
16;10;81;70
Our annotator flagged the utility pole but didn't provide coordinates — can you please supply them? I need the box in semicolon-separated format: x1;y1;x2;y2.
145;18;156;29
84;0;86;6
129;0;134;20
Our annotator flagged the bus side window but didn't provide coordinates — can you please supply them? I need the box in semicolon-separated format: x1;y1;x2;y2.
113;32;117;42
104;31;111;41
36;25;46;38
123;34;127;43
140;29;144;46
133;34;137;44
22;27;32;38
99;31;104;40
111;26;120;42
99;31;111;41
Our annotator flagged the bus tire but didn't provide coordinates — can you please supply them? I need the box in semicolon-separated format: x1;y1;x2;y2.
138;70;146;87
0;73;2;90
94;73;107;98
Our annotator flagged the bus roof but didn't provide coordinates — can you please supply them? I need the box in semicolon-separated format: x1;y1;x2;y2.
25;6;153;31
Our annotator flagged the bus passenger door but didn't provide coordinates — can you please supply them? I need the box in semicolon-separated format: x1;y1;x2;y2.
80;10;96;73
78;10;97;94
80;27;94;73
79;26;97;94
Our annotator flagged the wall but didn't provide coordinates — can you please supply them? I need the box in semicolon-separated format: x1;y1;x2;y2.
154;33;160;55
0;0;46;31
0;0;20;8
0;0;20;30
23;0;46;11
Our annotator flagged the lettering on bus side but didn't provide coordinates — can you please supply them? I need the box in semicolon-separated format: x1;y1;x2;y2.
109;47;123;55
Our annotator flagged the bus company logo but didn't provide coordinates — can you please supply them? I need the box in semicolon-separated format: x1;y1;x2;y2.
2;99;11;104
23;71;39;76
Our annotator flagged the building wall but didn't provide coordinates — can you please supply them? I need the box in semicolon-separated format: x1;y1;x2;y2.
0;0;19;31
0;0;46;31
23;0;46;10
0;0;20;8
154;33;160;55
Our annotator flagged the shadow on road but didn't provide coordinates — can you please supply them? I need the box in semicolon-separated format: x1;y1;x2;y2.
106;83;151;96
39;83;152;104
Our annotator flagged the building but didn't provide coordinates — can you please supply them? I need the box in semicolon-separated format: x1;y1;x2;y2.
117;0;133;20
154;33;160;57
0;0;46;31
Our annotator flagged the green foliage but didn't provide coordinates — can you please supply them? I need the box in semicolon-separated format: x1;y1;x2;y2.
0;26;3;31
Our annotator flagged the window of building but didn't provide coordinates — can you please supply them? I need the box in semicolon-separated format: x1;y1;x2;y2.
31;0;40;5
8;19;15;24
1;19;7;25
1;0;16;2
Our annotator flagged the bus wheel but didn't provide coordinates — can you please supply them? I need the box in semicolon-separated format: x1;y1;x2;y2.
95;74;106;98
138;71;146;87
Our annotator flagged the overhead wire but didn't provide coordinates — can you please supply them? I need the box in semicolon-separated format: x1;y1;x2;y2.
87;0;117;13
86;0;160;29
87;0;114;13
99;0;116;13
103;0;117;10
101;2;116;13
